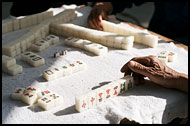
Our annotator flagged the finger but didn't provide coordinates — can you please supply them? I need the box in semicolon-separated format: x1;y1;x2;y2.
92;18;102;30
97;15;103;30
121;61;131;74
132;55;156;67
127;61;151;78
88;19;97;29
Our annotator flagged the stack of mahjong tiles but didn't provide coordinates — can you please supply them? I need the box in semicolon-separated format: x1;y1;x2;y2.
2;55;22;76
2;23;50;57
31;34;59;52
64;37;108;56
75;75;134;112
101;20;158;48
2;9;77;57
157;50;177;64
43;60;86;81
51;9;77;23
50;22;134;50
2;11;53;34
21;52;45;67
11;86;63;110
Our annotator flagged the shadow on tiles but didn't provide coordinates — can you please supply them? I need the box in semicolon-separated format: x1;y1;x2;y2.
54;105;78;116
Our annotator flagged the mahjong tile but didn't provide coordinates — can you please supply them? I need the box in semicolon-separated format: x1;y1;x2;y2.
48;93;63;107
61;64;72;76
102;84;114;100
43;69;56;81
109;81;121;97
75;94;89;112
38;96;54;110
87;91;97;109
11;88;25;100
95;87;106;104
37;89;53;99
21;91;38;105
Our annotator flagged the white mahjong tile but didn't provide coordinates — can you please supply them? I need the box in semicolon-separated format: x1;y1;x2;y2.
83;40;93;51
95;87;106;105
121;75;134;90
95;45;108;56
48;93;63;107
16;48;21;55
2;55;16;67
43;69;56;81
75;94;89;112
68;63;79;73
102;84;114;100
25;86;41;94
7;64;23;76
51;67;63;78
31;15;37;25
20;18;27;29
37;13;43;23
31;43;45;52
30;56;45;67
2;23;7;33
21;91;38;105
72;39;84;48
69;37;80;46
37;89;53;99
117;78;128;95
61;64;72;76
168;51;177;62
87;91;97;109
64;37;76;45
110;81;121;97
75;60;86;71
27;54;38;63
6;21;13;32
157;54;168;64
13;19;20;31
38;96;54;110
21;52;33;61
44;36;52;45
106;36;114;47
142;34;158;48
11;88;25;100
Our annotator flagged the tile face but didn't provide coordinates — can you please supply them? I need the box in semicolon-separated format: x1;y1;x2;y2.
38;96;54;110
48;93;63;107
168;51;177;62
43;69;56;81
21;90;38;105
87;91;97;109
110;81;121;97
96;87;106;104
38;89;53;99
75;94;88;112
102;84;113;100
11;88;25;100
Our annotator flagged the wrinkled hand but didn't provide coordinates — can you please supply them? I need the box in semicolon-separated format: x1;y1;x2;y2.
88;5;109;31
120;55;182;89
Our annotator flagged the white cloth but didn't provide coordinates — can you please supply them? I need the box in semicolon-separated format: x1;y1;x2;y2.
2;5;188;124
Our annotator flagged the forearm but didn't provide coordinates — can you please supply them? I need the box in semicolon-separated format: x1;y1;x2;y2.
174;73;188;93
93;2;113;15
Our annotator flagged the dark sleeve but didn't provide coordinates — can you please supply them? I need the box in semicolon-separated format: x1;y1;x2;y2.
111;1;146;14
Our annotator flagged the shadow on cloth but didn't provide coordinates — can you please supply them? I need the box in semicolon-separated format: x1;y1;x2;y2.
54;105;78;116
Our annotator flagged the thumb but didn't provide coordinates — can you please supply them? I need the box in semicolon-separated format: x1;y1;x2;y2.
127;61;150;77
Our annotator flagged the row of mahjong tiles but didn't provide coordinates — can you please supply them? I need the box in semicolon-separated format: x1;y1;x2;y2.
11;75;134;112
